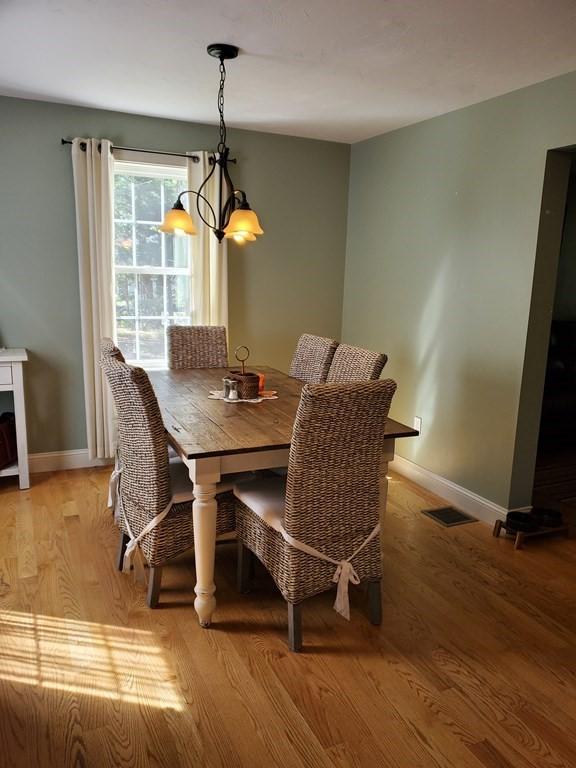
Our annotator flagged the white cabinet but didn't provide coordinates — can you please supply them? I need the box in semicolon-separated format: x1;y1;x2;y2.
0;349;29;489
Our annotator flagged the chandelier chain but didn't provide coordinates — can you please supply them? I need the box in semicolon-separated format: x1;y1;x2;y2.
217;58;227;155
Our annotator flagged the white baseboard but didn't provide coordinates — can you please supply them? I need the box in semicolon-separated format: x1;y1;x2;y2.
390;454;509;525
29;450;112;474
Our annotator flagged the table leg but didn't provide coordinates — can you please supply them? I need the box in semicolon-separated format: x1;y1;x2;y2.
380;439;394;519
187;457;221;627
380;462;389;518
192;482;218;626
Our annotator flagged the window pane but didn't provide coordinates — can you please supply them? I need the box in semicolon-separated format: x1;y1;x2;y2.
115;273;135;317
114;164;189;368
114;222;133;266
165;233;189;268
134;177;161;221
135;223;161;267
139;319;165;360
167;275;190;317
117;319;136;360
114;175;133;220
137;273;164;316
163;178;180;209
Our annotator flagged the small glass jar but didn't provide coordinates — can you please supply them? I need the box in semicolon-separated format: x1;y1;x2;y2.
227;380;239;400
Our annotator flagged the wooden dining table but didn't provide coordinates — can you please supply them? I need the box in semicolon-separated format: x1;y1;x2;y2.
149;366;418;627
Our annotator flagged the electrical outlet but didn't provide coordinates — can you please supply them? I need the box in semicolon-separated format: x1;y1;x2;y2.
413;416;422;433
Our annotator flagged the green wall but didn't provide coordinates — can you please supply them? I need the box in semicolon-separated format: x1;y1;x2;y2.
0;96;349;454
342;70;576;509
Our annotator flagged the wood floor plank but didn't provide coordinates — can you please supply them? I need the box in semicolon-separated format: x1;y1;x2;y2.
15;496;37;579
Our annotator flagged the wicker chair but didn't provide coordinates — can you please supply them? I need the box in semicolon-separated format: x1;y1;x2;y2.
288;333;339;384
100;338;125;363
234;379;397;651
167;325;228;369
100;353;236;608
326;343;387;382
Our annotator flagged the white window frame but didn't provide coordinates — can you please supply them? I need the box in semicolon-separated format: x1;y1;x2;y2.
112;154;193;369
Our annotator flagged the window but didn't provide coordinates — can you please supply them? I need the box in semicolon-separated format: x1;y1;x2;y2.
113;160;192;367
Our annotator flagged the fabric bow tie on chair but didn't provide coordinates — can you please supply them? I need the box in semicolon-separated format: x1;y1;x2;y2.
332;560;361;620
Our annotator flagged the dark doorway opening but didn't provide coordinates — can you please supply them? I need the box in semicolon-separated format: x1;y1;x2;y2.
532;157;576;524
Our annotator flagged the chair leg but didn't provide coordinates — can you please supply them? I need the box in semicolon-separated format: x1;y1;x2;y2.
116;532;129;572
147;566;163;608
237;542;252;593
288;602;302;652
368;580;382;626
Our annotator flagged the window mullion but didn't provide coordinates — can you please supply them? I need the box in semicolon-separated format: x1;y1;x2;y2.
115;266;189;275
160;182;165;269
131;180;136;268
131;178;140;362
163;273;168;366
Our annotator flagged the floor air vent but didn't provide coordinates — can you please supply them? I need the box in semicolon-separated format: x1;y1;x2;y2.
422;507;477;527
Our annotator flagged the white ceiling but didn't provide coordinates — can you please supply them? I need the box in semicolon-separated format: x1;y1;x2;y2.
2;0;576;143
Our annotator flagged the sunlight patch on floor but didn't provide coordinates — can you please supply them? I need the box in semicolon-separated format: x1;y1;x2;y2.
0;611;182;710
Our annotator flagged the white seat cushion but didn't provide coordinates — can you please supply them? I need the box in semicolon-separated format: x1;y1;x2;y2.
169;459;195;503
169;457;254;502
233;476;286;531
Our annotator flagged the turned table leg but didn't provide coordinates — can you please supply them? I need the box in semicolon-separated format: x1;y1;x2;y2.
192;482;218;626
188;457;221;627
380;440;394;519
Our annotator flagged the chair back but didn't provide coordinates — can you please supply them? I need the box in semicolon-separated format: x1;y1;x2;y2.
100;355;171;528
288;333;338;384
285;380;396;555
100;337;125;363
167;325;228;369
326;343;387;382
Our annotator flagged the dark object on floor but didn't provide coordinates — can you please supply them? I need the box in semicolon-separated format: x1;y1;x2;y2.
422;507;477;527
505;510;540;533
493;512;570;550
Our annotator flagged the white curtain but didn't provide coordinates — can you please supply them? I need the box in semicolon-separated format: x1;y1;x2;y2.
187;153;228;328
72;138;115;460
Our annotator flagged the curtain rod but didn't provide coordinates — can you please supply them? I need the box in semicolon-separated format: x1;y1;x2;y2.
60;139;236;165
61;138;201;162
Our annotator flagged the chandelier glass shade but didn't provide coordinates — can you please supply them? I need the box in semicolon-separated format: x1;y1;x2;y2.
159;43;263;245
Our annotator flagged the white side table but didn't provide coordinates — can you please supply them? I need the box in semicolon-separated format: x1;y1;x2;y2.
0;349;29;489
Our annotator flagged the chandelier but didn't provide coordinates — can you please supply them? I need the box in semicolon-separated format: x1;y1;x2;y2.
159;43;263;245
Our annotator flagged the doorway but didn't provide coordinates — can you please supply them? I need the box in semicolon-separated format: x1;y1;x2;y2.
532;157;576;523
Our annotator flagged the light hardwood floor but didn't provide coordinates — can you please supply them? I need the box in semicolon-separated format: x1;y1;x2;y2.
0;468;575;768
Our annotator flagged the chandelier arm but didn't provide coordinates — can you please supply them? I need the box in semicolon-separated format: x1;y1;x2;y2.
220;193;236;231
219;159;238;230
195;160;218;229
176;189;217;230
